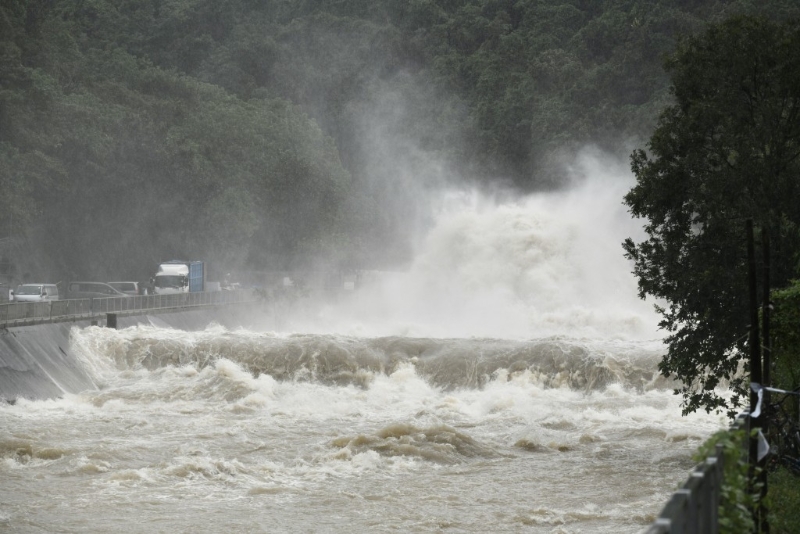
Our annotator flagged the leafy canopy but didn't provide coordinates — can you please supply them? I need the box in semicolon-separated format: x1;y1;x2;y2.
623;15;800;416
3;1;799;281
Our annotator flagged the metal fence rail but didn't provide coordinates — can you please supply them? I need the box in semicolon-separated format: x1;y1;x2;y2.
644;413;750;534
0;290;256;328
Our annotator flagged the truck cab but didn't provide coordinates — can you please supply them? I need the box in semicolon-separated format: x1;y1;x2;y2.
152;260;205;294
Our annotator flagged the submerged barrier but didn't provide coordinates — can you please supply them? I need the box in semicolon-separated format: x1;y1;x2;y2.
644;413;751;534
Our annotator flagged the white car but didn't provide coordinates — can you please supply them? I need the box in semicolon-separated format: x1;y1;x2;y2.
13;284;60;302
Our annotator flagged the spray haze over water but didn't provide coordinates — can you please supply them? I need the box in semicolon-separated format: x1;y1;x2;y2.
295;148;659;341
1;150;723;533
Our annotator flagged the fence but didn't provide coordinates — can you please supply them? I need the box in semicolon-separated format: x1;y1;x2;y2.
0;290;256;328
644;413;751;534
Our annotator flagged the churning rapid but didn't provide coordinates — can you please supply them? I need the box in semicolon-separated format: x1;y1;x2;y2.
0;161;725;533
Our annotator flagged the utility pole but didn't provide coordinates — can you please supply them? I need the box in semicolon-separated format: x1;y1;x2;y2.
747;219;768;533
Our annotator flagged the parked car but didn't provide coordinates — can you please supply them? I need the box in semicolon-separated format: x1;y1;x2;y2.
13;283;60;302
66;281;130;299
107;281;141;296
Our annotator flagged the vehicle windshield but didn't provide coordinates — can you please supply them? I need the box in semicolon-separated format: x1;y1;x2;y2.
16;285;43;295
155;275;185;288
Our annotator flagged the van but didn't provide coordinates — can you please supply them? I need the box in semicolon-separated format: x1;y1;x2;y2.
13;283;60;302
66;281;129;299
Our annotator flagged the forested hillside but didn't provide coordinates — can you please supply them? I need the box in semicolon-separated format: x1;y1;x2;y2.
1;0;796;282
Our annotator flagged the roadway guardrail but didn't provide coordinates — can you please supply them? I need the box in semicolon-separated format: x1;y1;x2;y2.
0;290;256;329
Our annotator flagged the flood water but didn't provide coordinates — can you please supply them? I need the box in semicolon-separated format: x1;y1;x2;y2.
0;167;727;533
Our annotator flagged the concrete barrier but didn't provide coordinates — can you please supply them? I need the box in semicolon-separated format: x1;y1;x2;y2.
0;321;97;402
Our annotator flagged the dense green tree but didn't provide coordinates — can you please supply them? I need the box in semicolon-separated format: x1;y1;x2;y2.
623;16;800;416
4;0;800;284
771;281;800;393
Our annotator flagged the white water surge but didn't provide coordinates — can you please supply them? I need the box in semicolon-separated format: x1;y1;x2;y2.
285;155;659;341
0;155;726;533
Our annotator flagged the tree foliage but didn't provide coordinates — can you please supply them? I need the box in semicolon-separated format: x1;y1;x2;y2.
2;1;799;282
770;281;800;393
623;16;800;416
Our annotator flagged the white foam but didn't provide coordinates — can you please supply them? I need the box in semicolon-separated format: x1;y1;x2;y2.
278;150;661;340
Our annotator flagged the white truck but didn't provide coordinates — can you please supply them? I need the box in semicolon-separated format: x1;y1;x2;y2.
152;260;205;295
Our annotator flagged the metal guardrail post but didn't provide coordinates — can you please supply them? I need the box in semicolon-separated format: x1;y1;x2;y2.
661;491;689;534
646;519;671;534
686;471;708;533
704;456;720;532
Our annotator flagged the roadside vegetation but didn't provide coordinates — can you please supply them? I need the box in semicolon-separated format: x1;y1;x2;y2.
767;282;800;532
692;427;800;534
768;466;800;534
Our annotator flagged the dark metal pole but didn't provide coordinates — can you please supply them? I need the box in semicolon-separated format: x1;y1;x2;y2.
747;220;766;533
760;228;771;534
748;220;763;408
762;228;771;388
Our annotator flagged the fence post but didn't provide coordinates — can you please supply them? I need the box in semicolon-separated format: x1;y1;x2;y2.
706;455;721;533
759;227;771;533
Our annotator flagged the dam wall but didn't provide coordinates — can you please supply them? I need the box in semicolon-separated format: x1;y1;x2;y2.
0;303;268;402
